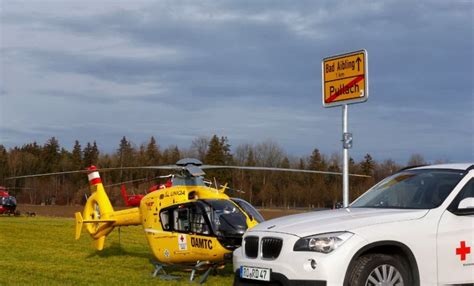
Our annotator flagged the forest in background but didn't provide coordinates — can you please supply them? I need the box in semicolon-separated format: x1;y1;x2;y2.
0;135;436;208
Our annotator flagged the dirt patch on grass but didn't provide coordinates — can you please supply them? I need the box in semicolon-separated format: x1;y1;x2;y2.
17;204;309;220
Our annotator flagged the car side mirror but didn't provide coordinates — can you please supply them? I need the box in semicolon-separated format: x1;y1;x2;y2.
458;197;474;209
451;197;474;216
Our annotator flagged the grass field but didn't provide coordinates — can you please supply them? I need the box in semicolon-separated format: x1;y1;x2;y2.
0;216;234;285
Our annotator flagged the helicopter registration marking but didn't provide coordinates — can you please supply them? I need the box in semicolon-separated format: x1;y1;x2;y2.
240;266;271;281
178;234;187;250
191;237;213;249
165;190;186;197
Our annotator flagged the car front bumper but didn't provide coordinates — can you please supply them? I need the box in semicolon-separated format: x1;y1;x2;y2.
233;231;366;285
233;270;327;286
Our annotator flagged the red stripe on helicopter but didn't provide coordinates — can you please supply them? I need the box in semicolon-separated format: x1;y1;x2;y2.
89;178;102;185
326;75;364;103
87;165;98;171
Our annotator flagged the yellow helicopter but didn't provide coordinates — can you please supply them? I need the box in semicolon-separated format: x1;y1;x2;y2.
77;159;263;275
10;158;369;282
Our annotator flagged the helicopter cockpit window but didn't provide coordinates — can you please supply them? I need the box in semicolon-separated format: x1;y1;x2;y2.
2;196;16;206
231;198;265;223
160;210;170;230
203;200;248;237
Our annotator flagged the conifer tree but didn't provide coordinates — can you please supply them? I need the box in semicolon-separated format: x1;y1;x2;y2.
161;145;181;164
71;140;82;168
205;135;225;165
361;153;375;176
205;135;233;184
0;145;9;183
308;148;326;207
41;137;60;173
170;146;180;164
69;140;84;186
83;141;99;167
146;136;160;165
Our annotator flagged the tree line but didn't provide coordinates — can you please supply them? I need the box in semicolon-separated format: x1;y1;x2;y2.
0;135;433;208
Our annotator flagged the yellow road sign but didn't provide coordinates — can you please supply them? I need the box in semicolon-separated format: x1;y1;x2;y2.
322;50;368;107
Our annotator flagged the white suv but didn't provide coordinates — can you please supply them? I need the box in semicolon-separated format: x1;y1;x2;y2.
233;164;474;285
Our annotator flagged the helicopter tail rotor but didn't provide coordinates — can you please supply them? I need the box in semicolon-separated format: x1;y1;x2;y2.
75;212;84;240
75;166;140;251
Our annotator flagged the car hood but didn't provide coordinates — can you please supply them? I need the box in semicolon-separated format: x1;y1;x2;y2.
249;208;429;237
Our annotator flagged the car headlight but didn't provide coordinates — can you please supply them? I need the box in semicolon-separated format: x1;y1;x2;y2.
293;231;353;253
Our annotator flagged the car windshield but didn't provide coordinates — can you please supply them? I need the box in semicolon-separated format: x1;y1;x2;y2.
351;169;466;209
202;199;248;237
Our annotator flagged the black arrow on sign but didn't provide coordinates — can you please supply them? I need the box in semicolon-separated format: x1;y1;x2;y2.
356;57;361;71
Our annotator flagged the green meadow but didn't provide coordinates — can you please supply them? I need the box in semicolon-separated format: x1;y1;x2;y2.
0;216;233;285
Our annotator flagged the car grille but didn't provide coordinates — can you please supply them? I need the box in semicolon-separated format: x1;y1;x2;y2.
261;237;283;259
244;236;259;258
244;236;283;260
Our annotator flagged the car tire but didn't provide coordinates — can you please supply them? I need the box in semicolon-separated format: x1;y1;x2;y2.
348;253;412;286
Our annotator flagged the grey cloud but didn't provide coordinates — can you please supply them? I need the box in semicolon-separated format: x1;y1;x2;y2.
1;0;472;162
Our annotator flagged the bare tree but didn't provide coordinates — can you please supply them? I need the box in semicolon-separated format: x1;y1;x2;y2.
407;154;426;166
234;143;253;165
254;140;285;167
190;136;210;161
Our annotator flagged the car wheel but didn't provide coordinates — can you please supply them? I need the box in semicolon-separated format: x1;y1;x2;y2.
348;253;411;286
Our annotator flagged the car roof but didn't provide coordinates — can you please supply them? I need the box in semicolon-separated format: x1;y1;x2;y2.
411;163;473;171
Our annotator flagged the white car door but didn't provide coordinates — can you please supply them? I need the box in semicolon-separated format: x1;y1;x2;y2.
437;176;474;284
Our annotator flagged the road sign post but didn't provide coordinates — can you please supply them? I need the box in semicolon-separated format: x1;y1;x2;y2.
322;50;368;207
342;104;349;207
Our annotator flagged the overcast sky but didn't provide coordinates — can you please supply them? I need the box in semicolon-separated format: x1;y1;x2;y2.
1;0;473;164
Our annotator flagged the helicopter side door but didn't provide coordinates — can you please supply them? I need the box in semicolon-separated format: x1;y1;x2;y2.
154;202;217;262
172;203;216;256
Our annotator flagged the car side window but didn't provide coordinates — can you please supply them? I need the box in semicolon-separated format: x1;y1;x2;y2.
448;178;474;214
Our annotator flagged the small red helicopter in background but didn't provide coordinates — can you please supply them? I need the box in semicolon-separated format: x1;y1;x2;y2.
120;178;173;207
0;186;19;215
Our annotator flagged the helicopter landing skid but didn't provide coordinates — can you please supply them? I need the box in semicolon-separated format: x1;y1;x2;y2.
150;259;220;284
150;260;181;281
190;261;220;284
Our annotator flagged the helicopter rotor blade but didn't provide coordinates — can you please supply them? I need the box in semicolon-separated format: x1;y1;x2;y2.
5;158;371;180
201;165;371;178
5;166;177;180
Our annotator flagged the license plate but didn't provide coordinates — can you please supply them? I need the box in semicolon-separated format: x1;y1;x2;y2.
240;265;271;281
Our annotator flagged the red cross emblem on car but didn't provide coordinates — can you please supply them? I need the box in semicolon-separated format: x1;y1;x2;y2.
456;241;471;261
180;235;185;242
